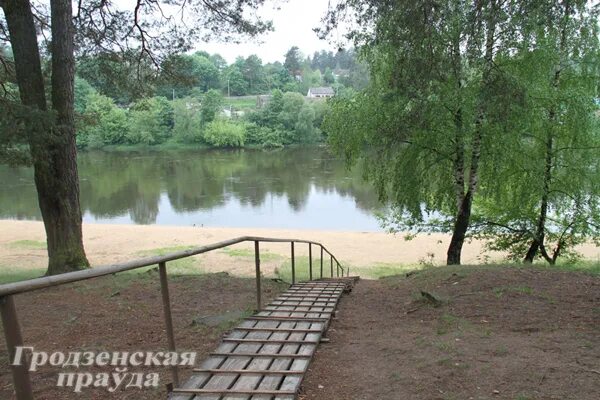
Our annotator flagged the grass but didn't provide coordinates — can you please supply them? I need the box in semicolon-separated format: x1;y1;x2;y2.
274;256;335;283
374;259;600;286
353;262;425;279
0;265;46;285
8;240;47;250
135;245;205;275
223;96;258;110
493;345;510;357
493;286;534;297
436;313;472;335
545;259;600;276
221;247;283;262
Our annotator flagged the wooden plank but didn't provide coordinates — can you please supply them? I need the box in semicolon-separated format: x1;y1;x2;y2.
279;293;341;296
274;322;313;399
222;338;319;344
172;279;349;400
172;328;251;400
250;321;295;400
209;353;311;359
231;327;322;333
285;289;342;293
221;319;277;400
176;389;296;395
193;369;304;375
193;320;259;400
273;298;337;303
270;302;334;307
246;316;328;322
263;307;334;312
272;300;337;305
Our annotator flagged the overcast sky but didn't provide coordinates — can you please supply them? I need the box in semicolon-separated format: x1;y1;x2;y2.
199;0;338;64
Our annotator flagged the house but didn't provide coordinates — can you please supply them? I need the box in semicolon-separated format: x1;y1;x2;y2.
307;87;335;98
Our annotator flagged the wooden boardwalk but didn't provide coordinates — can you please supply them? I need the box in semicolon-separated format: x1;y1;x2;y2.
170;278;355;400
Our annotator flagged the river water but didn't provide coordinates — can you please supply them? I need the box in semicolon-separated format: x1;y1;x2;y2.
0;146;384;231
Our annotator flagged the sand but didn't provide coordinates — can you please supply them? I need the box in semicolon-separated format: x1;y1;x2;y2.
1;220;598;275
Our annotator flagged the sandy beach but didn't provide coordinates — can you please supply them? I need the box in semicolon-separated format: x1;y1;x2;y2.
1;220;599;276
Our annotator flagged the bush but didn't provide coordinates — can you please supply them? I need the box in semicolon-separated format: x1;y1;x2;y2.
172;98;203;143
294;104;317;143
245;123;284;148
203;119;245;147
78;92;129;147
126;97;174;145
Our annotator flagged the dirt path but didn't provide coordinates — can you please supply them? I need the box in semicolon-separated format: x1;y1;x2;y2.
301;266;600;400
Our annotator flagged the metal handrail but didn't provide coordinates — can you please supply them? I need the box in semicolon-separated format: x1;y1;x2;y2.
0;236;344;297
0;235;348;400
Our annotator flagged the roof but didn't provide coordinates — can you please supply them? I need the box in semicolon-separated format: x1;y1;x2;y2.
308;87;335;95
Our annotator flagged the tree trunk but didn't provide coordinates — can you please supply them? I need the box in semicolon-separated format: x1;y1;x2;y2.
3;0;89;275
447;190;473;265
523;239;540;263
42;0;89;275
446;0;494;265
523;1;570;264
523;134;552;263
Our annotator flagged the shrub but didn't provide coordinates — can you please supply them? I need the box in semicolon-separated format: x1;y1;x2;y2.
172;98;203;143
78;92;129;147
126;97;174;145
203;119;245;147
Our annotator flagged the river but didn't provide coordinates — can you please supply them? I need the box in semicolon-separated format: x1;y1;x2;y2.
0;146;385;231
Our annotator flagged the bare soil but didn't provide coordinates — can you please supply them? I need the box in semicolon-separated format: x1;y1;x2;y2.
0;272;288;399
300;266;600;400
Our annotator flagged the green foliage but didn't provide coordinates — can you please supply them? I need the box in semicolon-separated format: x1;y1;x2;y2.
74;77;96;114
247;90;323;145
323;67;335;85
126;97;174;145
224;66;248;96
294;104;317;143
245;123;284;148
68;46;356;150
172;98;203;143
203;119;245;147
323;0;600;265
241;55;265;94
78;92;129;148
467;2;600;263
284;46;302;76
77;53;155;105
201;90;223;125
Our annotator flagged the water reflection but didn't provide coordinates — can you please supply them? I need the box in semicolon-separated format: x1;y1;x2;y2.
0;147;384;230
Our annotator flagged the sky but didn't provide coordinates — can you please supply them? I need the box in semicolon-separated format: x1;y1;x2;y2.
199;0;339;64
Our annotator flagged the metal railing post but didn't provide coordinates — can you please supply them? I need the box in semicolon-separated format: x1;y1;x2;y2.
291;242;296;284
158;262;179;387
0;295;33;400
308;243;313;281
254;241;262;310
337;262;340;277
320;246;324;278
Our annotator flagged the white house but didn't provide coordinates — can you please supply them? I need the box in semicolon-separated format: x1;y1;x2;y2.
307;87;335;98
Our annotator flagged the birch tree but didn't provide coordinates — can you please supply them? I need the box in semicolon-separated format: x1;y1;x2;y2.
322;0;518;264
